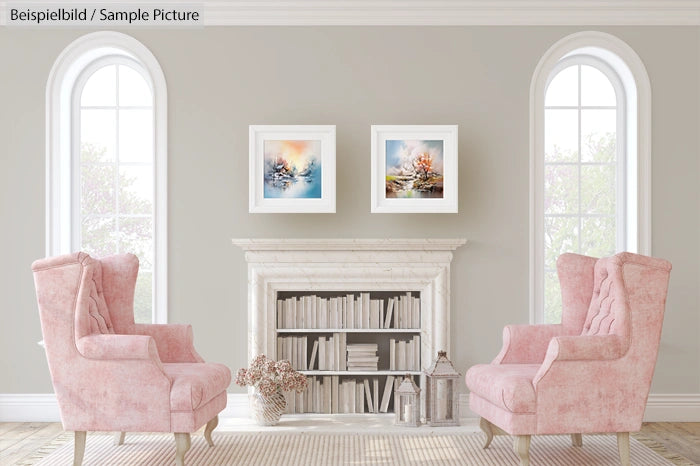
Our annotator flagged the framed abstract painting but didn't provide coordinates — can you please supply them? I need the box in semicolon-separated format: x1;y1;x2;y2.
371;125;458;213
249;125;336;213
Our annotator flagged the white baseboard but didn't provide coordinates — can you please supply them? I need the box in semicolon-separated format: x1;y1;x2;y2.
644;394;700;422
459;394;477;420
221;393;250;419
2;392;699;423
0;394;62;422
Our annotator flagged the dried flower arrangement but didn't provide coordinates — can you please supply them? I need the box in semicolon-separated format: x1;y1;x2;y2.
235;354;308;397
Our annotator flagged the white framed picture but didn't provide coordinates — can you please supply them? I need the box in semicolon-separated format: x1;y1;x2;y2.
249;125;336;213
371;125;458;213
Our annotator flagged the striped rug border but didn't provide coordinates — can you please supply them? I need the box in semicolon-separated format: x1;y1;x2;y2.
30;431;675;465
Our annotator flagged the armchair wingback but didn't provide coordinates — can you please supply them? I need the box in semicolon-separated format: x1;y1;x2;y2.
465;252;671;466
32;252;231;466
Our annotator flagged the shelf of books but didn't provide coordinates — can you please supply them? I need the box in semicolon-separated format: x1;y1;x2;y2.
275;291;422;415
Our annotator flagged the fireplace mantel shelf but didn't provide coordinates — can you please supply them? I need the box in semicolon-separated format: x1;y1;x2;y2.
231;238;467;252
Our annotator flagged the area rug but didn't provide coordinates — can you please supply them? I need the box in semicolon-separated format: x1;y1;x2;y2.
34;432;673;465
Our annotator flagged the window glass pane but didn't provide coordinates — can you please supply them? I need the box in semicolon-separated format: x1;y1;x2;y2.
118;65;152;107
80;65;116;107
119;109;153;163
545;165;579;214
81;109;116;161
542;58;625;325
545;65;578;107
133;271;152;324
119;165;153;215
581;216;616;257
581;65;616;107
581;165;616;215
545;109;578;162
118;217;153;269
81;216;117;258
73;57;158;324
581;109;616;162
544;270;563;324
80;156;115;216
544;216;579;267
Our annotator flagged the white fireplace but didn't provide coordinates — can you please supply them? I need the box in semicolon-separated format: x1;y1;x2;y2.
232;239;466;371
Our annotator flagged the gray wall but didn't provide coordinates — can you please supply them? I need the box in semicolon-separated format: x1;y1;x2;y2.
1;26;697;395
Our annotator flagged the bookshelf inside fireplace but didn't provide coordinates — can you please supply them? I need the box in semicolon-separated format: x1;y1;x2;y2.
275;290;422;415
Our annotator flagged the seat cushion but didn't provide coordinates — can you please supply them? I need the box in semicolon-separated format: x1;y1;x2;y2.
163;362;231;412
465;364;539;414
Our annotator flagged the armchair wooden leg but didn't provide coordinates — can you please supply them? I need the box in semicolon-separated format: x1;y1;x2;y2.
73;431;86;466
571;433;583;447
479;417;495;449
513;435;531;466
114;432;126;446
204;415;219;447
617;432;631;466
174;432;191;466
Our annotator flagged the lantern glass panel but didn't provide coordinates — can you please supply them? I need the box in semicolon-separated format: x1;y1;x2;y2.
436;379;453;421
399;395;413;423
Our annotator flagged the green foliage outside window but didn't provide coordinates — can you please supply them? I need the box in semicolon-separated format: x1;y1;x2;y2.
80;143;153;323
544;132;617;323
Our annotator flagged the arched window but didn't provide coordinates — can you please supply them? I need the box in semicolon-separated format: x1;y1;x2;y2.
531;31;651;323
47;32;167;323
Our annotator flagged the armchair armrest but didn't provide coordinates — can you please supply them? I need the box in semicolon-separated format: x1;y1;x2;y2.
533;334;626;387
493;324;564;364
133;323;204;363
76;334;163;369
72;334;172;427
543;334;625;362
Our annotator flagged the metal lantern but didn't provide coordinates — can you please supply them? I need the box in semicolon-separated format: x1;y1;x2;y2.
394;374;421;427
424;350;460;426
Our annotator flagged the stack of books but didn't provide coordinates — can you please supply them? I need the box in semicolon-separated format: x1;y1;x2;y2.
276;335;308;370
389;335;421;371
346;343;379;371
286;375;397;414
306;333;347;371
276;292;420;330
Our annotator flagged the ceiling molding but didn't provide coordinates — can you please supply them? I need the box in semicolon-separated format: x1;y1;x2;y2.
2;1;700;26
204;1;700;26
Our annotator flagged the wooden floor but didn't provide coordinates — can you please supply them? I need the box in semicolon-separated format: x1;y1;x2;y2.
0;422;65;465
0;422;698;465
634;422;700;465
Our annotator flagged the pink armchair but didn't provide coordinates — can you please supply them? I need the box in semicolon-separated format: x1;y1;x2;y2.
32;252;231;466
465;252;671;466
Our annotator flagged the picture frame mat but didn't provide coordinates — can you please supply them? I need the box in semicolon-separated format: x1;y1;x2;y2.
249;125;336;213
371;125;458;213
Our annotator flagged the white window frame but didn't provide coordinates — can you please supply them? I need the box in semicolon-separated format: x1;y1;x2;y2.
46;31;168;324
530;31;652;324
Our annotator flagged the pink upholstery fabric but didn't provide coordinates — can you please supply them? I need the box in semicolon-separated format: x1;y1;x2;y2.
76;334;163;364
100;254;139;334
164;363;231;411
582;254;629;337
32;252;231;434
470;393;537;435
464;364;539;413
171;391;228;433
558;253;597;334
466;252;671;436
134;324;205;363
492;324;564;364
68;253;116;339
